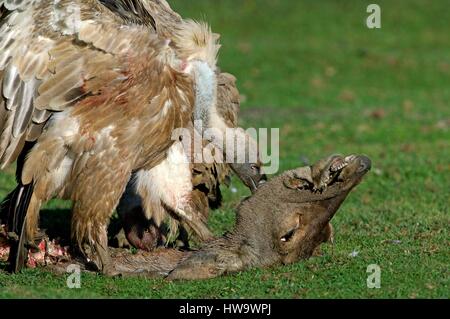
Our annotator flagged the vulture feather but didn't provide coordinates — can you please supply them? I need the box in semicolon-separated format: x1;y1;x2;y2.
0;0;264;274
116;72;245;250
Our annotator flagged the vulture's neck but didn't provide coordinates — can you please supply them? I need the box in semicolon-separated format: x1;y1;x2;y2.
190;60;218;131
190;61;247;161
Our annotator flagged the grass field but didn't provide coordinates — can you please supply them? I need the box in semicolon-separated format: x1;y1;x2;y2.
0;0;449;298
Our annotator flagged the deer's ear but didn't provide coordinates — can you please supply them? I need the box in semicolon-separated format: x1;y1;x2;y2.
166;252;225;281
283;167;313;189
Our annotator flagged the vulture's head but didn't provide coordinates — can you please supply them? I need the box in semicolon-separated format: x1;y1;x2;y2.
185;61;267;193
171;20;267;194
229;152;267;194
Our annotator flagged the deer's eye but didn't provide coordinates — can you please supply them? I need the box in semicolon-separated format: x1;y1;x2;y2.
280;229;296;242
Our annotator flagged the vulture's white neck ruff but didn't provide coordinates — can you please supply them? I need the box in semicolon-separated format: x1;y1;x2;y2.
188;60;218;132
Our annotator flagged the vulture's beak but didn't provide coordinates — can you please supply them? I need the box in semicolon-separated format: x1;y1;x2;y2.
230;162;267;193
251;171;268;193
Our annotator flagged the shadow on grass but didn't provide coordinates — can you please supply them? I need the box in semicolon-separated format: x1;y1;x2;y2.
38;209;72;246
38;209;123;247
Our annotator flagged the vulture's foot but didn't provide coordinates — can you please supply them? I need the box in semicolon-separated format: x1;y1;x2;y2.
95;242;120;277
174;205;213;242
81;233;119;276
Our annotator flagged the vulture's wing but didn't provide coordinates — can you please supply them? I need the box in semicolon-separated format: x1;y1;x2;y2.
0;0;185;170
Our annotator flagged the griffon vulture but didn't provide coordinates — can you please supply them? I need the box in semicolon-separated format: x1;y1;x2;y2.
0;0;264;274
116;72;260;251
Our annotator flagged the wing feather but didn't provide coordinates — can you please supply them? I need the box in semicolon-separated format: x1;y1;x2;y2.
25;122;44;142
0;106;13;160
2;65;21;102
0;0;172;168
217;72;240;128
35;57;85;110
0;100;7;132
1;134;25;168
11;80;35;138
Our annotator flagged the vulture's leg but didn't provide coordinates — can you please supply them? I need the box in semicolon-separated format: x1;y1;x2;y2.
71;157;132;276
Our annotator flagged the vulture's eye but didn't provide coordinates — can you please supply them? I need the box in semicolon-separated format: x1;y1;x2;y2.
250;164;259;172
280;229;296;242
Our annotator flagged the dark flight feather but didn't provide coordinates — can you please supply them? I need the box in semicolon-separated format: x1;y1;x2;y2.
98;0;156;30
6;182;33;272
1;141;36;272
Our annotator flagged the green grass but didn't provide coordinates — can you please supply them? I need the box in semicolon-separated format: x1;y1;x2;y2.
0;0;449;298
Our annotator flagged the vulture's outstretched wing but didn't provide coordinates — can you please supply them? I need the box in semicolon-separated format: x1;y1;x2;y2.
0;0;190;171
